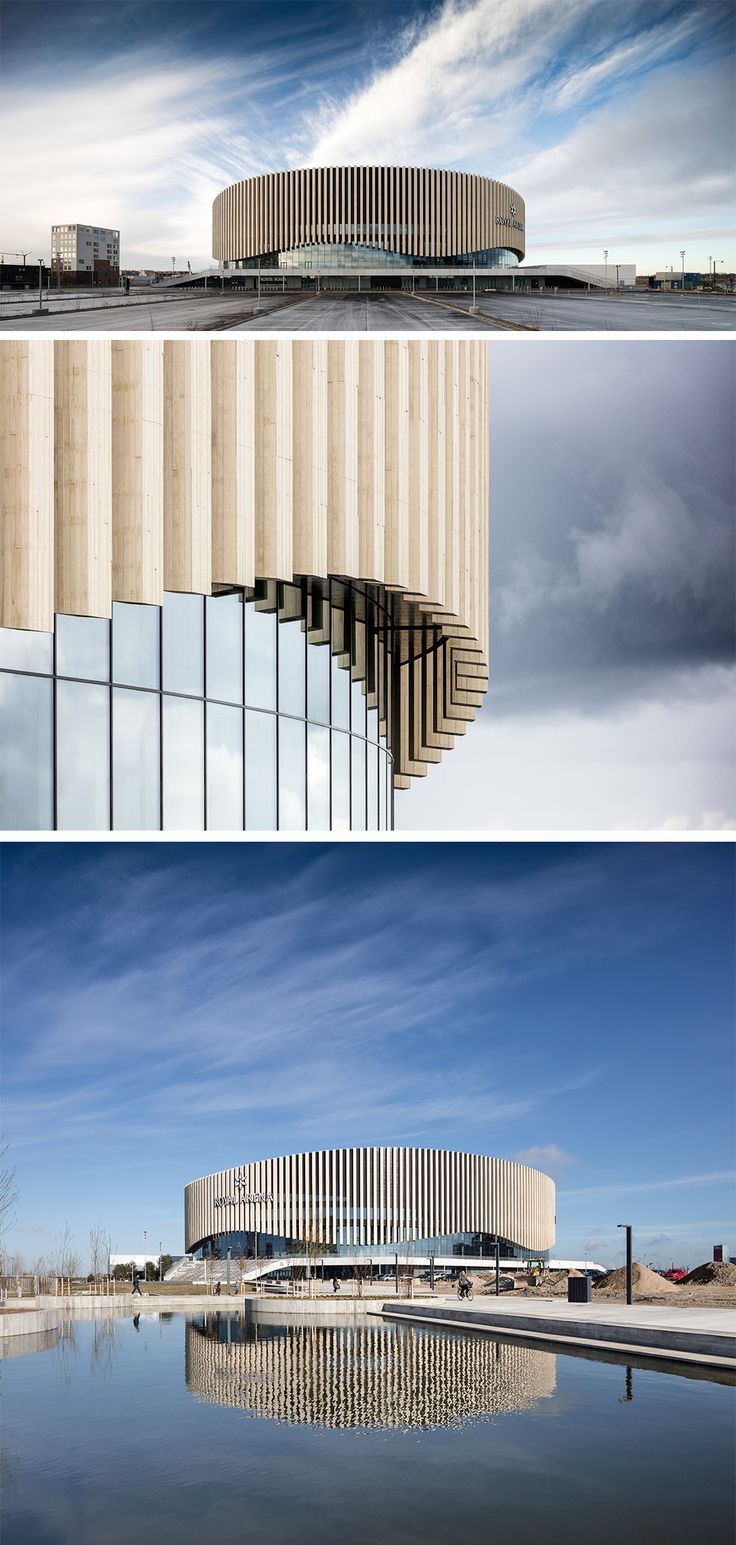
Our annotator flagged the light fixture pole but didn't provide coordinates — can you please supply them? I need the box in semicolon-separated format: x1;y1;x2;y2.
159;1239;162;1284
680;250;685;291
603;249;608;288
37;258;44;314
495;1239;500;1296
617;1224;633;1304
143;1229;147;1283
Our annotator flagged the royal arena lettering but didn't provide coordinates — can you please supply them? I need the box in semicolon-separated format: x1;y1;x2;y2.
214;1179;274;1208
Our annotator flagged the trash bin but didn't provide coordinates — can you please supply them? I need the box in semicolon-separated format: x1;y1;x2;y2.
568;1276;592;1303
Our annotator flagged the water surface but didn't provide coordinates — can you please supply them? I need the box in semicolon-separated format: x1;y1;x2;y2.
3;1310;734;1544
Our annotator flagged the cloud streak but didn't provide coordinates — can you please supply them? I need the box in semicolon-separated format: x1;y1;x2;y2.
2;0;733;267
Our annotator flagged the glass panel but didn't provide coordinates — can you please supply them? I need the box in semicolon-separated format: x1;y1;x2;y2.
366;705;379;743
278;717;305;831
56;613;109;682
206;703;243;831
163;695;204;830
351;677;366;737
112;688;159;831
378;750;387;832
112;602;159;689
206;594;243;705
245;604;276;711
367;742;378;830
0;626;52;674
0;673;52;829
278;618;305;719
307;724;330;831
307;641;330;725
245;710;276;830
351;736;366;831
162;592;203;697
385;755;393;830
331;655;350;731
57;681;109;830
331;731;350;832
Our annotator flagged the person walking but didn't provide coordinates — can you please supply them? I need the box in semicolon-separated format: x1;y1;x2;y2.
331;1275;341;1294
132;1267;143;1297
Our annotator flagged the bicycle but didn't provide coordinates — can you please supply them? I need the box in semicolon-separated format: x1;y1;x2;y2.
456;1284;474;1302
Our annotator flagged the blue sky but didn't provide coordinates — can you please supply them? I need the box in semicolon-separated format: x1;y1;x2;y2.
2;0;733;269
2;840;733;1271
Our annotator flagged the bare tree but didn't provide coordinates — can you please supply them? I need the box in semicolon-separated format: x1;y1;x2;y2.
0;1136;18;1243
88;1220;112;1283
54;1221;81;1279
353;1261;373;1298
291;1217;331;1284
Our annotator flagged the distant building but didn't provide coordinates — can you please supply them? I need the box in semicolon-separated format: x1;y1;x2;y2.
51;223;120;286
108;1248;163;1273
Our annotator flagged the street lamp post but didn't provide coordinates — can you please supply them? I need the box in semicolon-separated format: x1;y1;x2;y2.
226;1246;232;1296
603;249;608;288
680;250;685;291
495;1239;500;1296
37;258;44;314
617;1224;633;1304
159;1240;162;1284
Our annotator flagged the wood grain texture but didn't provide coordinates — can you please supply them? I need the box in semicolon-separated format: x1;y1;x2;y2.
0;340;488;781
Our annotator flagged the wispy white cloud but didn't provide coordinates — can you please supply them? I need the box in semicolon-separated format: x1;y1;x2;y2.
1;847;618;1152
559;1171;736;1199
515;1143;577;1179
2;0;732;266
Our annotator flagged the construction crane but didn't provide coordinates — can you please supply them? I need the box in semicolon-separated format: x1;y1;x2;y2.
0;251;33;265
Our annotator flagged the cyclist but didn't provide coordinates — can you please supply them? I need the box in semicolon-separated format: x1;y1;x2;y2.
457;1269;473;1300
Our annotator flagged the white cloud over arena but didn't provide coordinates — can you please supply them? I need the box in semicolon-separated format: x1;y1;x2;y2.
2;0;733;269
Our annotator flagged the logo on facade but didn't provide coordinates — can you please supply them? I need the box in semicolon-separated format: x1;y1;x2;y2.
509;202;517;215
213;1172;274;1208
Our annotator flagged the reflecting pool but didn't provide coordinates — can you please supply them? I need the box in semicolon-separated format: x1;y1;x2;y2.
2;1312;734;1545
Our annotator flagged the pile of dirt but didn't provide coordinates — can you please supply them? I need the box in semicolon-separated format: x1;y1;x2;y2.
683;1260;736;1287
593;1261;677;1297
542;1269;583;1296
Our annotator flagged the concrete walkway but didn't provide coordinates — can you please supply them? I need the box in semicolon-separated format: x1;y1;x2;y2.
378;1296;736;1368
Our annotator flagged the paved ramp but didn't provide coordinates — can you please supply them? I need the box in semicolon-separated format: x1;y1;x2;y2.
379;1296;736;1369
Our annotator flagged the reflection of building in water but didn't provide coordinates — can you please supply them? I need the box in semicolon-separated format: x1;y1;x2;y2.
185;1315;556;1430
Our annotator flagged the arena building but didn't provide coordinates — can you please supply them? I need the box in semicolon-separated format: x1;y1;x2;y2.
0;339;487;832
183;1148;555;1277
213;166;525;273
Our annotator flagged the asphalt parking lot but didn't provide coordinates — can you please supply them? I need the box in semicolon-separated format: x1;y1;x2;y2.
225;292;505;331
447;290;735;331
0;292;297;331
1;287;731;332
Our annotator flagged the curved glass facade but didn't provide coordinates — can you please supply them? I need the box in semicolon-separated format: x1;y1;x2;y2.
0;580;396;832
229;243;519;270
193;1230;533;1263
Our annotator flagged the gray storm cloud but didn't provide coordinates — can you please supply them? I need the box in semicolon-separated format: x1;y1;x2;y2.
490;340;735;712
